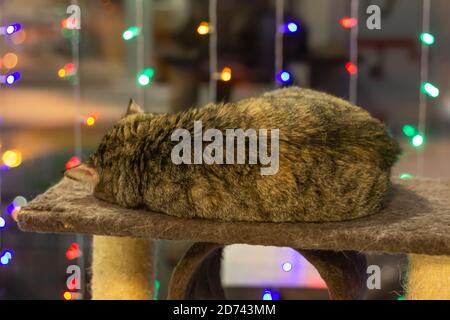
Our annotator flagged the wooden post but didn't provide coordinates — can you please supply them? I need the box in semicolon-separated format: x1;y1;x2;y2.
407;254;450;300
92;235;153;300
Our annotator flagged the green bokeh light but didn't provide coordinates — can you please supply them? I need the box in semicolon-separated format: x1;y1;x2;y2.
402;124;417;137
122;26;140;41
411;134;425;148
399;173;413;180
422;82;440;98
137;68;155;87
420;32;435;45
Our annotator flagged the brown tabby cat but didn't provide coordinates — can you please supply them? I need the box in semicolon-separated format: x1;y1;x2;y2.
65;87;400;222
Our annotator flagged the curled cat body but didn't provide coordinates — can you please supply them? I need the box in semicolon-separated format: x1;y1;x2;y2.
65;87;401;223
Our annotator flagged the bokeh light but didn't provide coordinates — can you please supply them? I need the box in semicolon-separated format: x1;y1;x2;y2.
11;30;26;45
422;82;439;98
282;262;292;272
137;67;155;87
13;196;27;207
3;53;18;69
65;156;81;170
197;21;210;35
402;124;417;137
412;134;425;148
340;17;357;28
0;217;6;228
262;290;272;300
276;70;292;84
345;62;358;75
286;21;298;33
420;32;435;45
86;116;96;126
66;242;81;260
220;67;232;82
0;250;12;265
58;68;66;78
63;291;72;300
2;150;22;168
122;26;140;41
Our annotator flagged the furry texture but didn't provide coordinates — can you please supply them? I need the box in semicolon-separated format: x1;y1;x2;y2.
83;87;400;222
92;235;153;300
407;254;450;300
18;173;450;256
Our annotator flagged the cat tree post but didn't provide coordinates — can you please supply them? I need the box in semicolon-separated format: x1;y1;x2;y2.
91;235;153;300
407;254;450;299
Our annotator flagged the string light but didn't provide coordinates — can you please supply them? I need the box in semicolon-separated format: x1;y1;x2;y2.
6;203;19;215
400;173;413;179
197;21;210;35
284;21;299;33
85;116;95;126
58;63;76;79
66;242;82;260
0;250;12;265
2;150;22;168
63;291;73;300
2;53;18;69
137;67;154;87
412;134;425;148
0;217;5;228
1;71;21;86
1;23;21;36
262;290;273;300
11;30;26;45
65;156;81;170
345;61;358;75
13;196;27;207
402;124;417;137
420;32;435;45
282;262;292;272
416;0;433;176
122;26;140;41
220;67;232;82
421;82;439;98
58;68;66;78
340;17;357;29
276;70;292;85
343;0;359;104
261;289;280;300
154;279;160;300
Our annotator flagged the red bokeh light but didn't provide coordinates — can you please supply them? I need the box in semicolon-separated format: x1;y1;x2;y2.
345;62;358;75
66;242;82;260
340;17;357;29
65;156;81;170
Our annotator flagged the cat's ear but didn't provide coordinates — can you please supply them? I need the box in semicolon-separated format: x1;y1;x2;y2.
125;98;144;116
65;163;99;185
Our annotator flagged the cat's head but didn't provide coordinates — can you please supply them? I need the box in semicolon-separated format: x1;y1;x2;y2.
64;99;146;205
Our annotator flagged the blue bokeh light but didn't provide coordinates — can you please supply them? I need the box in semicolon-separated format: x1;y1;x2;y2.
287;22;298;33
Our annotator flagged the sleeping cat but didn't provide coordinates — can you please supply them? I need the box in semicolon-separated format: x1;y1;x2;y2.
65;87;401;222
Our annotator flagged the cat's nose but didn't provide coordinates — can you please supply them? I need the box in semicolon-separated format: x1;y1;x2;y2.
65;163;99;185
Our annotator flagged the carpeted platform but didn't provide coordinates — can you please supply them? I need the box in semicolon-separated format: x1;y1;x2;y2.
17;177;450;255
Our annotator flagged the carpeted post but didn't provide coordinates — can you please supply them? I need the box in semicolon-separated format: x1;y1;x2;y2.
91;235;153;300
407;254;450;300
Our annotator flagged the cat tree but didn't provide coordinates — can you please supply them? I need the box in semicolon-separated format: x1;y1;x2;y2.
17;176;450;299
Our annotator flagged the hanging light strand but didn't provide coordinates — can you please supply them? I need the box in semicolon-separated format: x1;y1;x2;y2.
208;0;218;102
348;0;359;104
417;0;431;177
274;0;284;86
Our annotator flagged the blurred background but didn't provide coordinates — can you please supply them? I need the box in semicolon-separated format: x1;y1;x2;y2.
0;0;449;300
